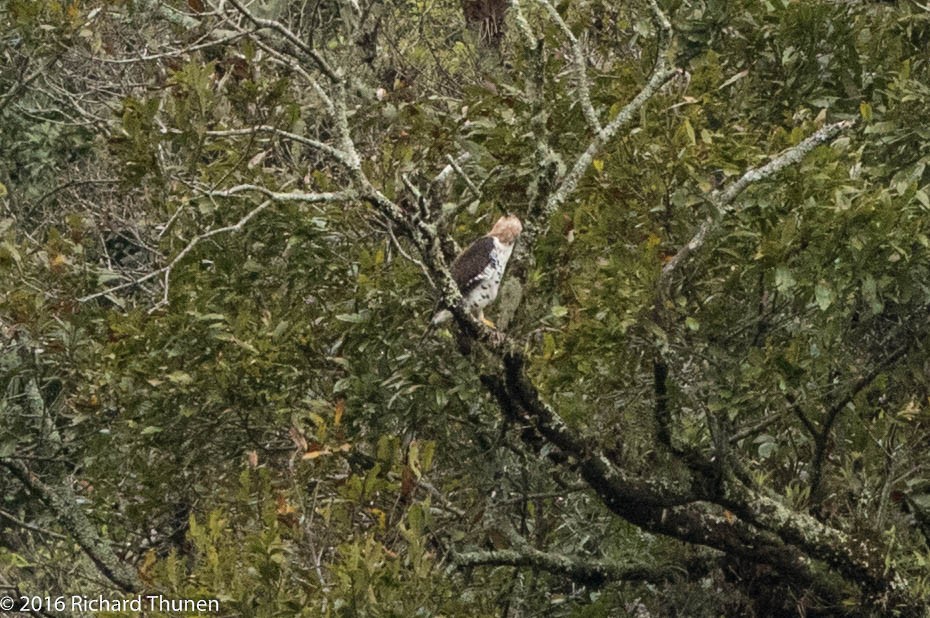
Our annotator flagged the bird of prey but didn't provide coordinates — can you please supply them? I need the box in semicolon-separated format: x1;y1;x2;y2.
432;214;523;328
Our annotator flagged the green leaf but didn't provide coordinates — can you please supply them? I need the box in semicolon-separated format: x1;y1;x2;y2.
915;189;929;209
814;281;834;311
0;241;21;265
859;101;872;121
682;118;696;145
0;441;17;458
775;267;796;293
167;371;193;384
758;441;776;459
335;312;367;323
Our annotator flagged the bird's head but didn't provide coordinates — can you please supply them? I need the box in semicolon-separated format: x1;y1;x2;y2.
489;214;523;245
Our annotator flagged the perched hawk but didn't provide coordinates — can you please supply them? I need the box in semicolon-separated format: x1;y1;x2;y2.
433;214;523;327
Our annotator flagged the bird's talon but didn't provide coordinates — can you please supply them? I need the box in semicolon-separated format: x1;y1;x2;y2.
481;316;497;329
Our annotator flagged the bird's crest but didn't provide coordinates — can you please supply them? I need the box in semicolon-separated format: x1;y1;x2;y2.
488;215;523;245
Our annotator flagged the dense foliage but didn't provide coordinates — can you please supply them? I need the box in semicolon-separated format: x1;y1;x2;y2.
2;0;930;616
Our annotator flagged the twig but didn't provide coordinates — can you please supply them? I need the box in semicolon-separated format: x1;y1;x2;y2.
0;507;68;540
444;153;482;198
201;185;355;203
214;21;335;113
810;339;910;499
87;30;251;65
79;190;354;303
432;152;473;187
77;192;274;303
201;126;351;166
729;412;782;444
226;0;341;82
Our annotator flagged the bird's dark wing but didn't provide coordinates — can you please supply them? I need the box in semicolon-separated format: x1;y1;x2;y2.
450;236;495;295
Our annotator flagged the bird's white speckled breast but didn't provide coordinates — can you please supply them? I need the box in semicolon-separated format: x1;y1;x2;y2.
465;238;513;311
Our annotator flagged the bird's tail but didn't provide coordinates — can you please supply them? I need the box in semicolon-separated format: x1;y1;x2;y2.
419;305;452;344
430;309;452;325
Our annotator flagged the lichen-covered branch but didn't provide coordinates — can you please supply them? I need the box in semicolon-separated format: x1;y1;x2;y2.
528;0;677;242
475;357;859;604
660;120;855;287
510;0;538;50
460;335;918;611
538;0;601;133
0;458;139;592
453;547;682;586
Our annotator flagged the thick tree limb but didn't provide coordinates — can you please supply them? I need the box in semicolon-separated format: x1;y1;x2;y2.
0;458;139;592
475;355;858;604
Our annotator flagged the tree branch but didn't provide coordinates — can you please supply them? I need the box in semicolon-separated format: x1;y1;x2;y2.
538;0;601;133
660;120;855;287
225;0;341;82
529;16;677;242
0;459;139;592
453;547;682;587
79;190;354;304
202;126;353;166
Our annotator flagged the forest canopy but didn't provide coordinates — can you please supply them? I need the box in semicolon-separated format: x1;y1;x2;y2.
2;0;930;616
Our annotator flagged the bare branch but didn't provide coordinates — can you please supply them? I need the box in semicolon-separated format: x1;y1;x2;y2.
0;55;61;114
133;0;209;30
0;507;68;540
225;0;341;82
530;0;677;240
432;152;473;187
199;185;355;203
538;0;601;133
444;154;482;199
199;126;352;166
660;120;855;285
88;30;252;65
79;190;354;304
218;12;335;113
454;547;681;586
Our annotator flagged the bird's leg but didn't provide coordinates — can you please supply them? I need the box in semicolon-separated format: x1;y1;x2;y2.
478;309;496;329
